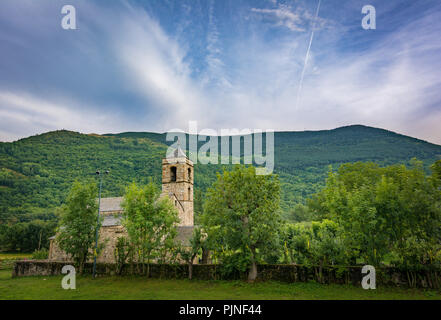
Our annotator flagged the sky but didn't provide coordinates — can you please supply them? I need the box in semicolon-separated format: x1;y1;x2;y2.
1;0;441;143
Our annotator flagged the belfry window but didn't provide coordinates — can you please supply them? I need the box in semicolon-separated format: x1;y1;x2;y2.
188;168;191;181
170;166;177;182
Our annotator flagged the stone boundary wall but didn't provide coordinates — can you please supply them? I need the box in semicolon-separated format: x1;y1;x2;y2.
12;260;441;288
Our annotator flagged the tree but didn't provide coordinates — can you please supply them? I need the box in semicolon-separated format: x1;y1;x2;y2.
121;181;179;277
0;218;56;253
308;161;441;267
193;188;204;224
280;222;312;264
113;237;132;275
178;227;205;280
431;160;441;190
281;220;347;279
288;203;314;222
203;165;281;282
309;220;346;282
56;181;99;274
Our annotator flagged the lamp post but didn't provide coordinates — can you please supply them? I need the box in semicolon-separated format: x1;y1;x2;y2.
92;169;109;279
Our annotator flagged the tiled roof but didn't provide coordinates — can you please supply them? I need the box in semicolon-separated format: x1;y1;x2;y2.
99;197;123;212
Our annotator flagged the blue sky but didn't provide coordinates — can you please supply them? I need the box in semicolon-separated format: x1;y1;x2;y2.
1;0;441;143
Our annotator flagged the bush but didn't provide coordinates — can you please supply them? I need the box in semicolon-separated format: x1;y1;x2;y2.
32;248;48;260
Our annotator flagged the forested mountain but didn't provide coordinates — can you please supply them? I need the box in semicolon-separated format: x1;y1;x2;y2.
1;125;441;224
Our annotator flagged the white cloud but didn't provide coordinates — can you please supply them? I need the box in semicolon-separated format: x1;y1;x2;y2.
250;2;327;33
109;6;212;131
201;0;232;91
0;92;123;141
0;1;440;145
251;6;305;32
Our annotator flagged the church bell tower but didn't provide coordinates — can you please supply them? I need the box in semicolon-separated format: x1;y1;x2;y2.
161;143;194;226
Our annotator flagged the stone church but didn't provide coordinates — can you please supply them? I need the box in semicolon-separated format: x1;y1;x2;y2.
48;145;195;263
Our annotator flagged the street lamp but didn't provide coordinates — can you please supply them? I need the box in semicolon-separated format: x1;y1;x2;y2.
92;169;109;279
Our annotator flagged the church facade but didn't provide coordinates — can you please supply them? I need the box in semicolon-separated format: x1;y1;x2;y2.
48;146;195;263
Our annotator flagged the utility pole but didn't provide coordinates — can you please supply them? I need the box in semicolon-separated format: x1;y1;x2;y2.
92;169;109;278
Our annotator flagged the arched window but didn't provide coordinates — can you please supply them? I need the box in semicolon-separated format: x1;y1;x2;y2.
188;187;191;200
188;168;191;181
170;166;176;182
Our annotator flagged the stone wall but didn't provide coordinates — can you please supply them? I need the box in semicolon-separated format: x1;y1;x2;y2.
12;261;441;288
48;225;127;263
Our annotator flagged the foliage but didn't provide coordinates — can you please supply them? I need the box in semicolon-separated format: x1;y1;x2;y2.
56;181;99;274
0;219;56;252
308;160;441;269
31;248;49;260
202;165;282;281
2;126;441;229
113;237;132;275
121;181;179;277
178;227;205;280
280;222;310;264
193;188;204;224
280;220;347;269
285;203;315;222
1;127;441;274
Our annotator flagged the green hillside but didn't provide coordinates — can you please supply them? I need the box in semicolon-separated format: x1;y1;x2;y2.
1;125;440;223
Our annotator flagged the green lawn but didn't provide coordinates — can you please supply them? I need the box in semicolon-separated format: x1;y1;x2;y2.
0;253;32;260
0;269;440;300
0;253;32;271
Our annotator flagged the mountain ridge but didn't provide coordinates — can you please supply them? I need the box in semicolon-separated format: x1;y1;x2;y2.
1;124;440;221
4;124;440;148
100;124;440;146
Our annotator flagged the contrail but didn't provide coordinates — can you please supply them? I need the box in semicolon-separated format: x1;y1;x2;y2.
296;0;321;109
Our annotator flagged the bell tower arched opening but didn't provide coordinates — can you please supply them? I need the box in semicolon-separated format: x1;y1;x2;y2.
170;166;177;182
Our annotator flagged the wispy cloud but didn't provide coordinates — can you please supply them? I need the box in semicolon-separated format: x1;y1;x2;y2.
202;0;232;91
296;0;321;109
0;0;440;144
114;8;201;121
250;1;327;33
0;92;123;141
251;6;306;32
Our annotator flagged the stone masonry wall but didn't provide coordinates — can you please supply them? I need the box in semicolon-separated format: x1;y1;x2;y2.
48;226;127;263
12;261;441;289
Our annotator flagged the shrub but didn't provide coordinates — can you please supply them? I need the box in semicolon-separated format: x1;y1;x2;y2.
32;248;49;260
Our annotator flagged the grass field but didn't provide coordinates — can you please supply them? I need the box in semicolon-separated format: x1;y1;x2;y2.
0;269;440;300
0;253;32;271
0;253;32;260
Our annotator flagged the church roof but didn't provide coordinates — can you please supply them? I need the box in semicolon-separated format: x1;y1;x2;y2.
99;197;123;212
